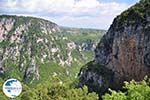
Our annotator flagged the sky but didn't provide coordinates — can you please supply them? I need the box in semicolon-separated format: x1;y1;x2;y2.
0;0;139;29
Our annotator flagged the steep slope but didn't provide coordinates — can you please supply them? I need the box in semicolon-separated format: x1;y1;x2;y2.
0;15;59;82
78;0;150;95
0;15;105;83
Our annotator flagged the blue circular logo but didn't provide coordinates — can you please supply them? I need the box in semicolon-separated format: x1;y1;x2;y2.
2;78;22;98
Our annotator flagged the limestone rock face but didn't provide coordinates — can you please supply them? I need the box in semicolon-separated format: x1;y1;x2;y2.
0;15;59;81
79;0;150;94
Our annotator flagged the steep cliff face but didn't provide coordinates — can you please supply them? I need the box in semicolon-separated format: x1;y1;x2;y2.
78;0;150;94
0;15;59;81
0;15;105;83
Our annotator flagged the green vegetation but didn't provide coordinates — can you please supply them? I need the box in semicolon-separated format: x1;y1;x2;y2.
0;77;99;100
0;77;149;100
102;77;150;100
114;0;150;30
60;27;105;43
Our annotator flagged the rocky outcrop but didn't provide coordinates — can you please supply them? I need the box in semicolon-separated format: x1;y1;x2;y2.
78;0;150;95
78;61;114;96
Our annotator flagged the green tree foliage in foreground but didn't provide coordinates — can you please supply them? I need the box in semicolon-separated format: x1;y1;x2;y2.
35;77;99;100
0;77;99;100
0;77;150;100
102;77;150;100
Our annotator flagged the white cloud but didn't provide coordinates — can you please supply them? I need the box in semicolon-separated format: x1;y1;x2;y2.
75;0;100;8
0;0;134;29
